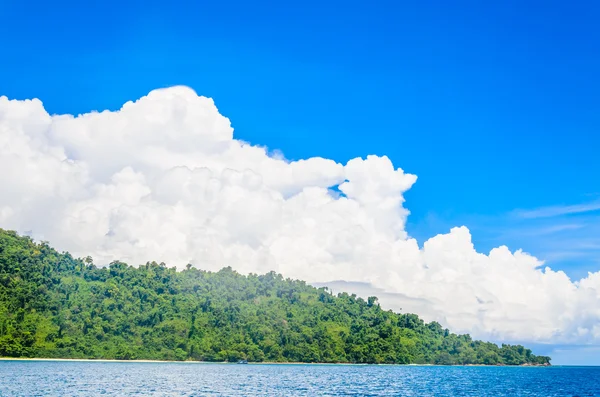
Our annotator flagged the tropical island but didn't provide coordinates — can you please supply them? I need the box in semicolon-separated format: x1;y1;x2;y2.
0;228;550;365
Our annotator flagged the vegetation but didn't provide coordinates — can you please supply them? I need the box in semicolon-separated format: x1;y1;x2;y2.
0;228;550;365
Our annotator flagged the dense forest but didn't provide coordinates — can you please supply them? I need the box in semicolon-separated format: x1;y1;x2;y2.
0;228;550;365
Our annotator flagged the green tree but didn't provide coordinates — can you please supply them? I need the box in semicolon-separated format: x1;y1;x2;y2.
0;228;551;365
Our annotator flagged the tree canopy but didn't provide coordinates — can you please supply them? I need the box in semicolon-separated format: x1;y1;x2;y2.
0;228;550;365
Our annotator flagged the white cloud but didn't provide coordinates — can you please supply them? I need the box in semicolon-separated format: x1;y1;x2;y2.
1;86;600;345
514;201;600;219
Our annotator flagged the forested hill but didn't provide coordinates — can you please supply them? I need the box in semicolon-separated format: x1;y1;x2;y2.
0;229;550;365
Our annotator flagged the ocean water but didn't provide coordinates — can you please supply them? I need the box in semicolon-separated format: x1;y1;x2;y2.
0;360;599;396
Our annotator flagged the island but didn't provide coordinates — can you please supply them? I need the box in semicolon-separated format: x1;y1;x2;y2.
0;228;550;365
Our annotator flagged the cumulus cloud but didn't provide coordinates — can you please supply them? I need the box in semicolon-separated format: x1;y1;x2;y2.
1;86;599;345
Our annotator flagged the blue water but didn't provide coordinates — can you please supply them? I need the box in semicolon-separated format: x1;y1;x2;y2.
0;361;599;396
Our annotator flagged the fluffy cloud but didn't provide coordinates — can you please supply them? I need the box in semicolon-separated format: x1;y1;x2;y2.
1;86;599;345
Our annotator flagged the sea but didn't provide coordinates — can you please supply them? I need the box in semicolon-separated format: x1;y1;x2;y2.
0;360;599;396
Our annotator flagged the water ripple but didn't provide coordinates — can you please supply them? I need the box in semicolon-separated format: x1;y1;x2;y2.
0;361;599;397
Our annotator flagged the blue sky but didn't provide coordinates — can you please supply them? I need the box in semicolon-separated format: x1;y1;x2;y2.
1;0;599;280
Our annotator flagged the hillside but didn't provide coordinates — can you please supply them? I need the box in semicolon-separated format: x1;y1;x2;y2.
0;228;550;365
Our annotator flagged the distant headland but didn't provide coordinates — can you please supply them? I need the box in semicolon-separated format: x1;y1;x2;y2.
0;229;550;366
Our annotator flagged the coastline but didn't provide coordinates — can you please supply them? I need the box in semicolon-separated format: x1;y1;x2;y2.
0;357;550;366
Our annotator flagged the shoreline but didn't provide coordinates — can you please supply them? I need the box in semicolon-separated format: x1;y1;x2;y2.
0;357;551;366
